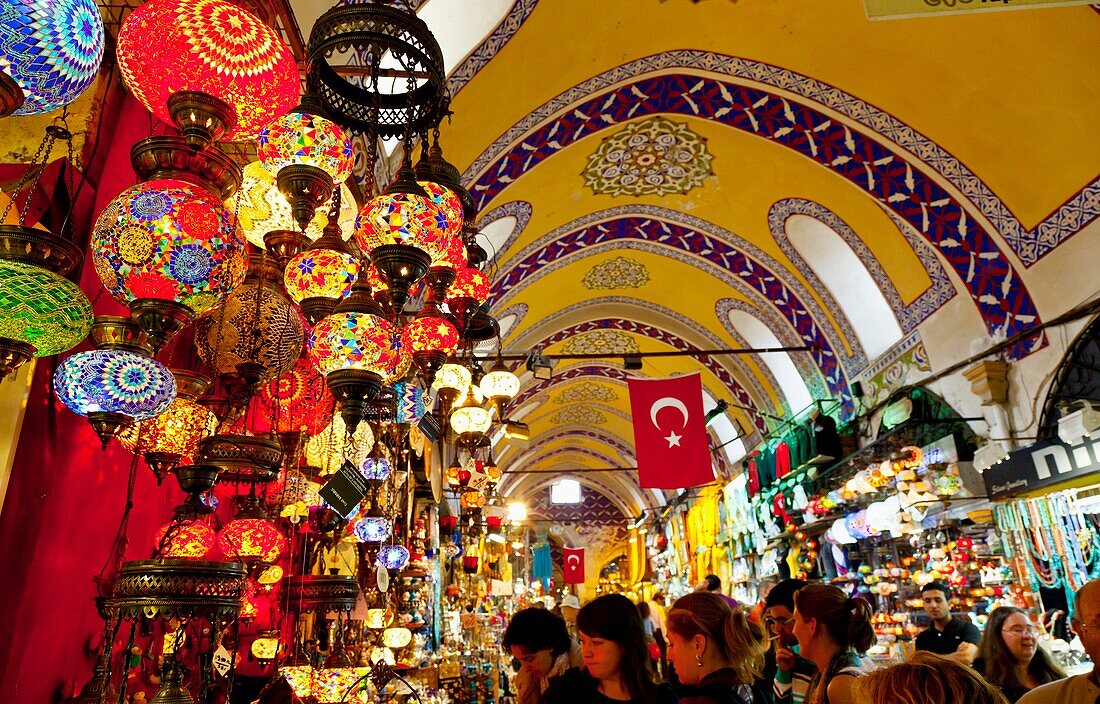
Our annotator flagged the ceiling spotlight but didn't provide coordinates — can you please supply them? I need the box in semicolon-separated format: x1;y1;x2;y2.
525;348;554;381
1057;402;1100;446
503;420;530;441
973;440;1010;474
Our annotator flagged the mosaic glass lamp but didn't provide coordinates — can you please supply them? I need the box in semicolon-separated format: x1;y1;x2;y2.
283;211;359;326
117;369;218;481
193;261;304;383
153;520;216;559
417;180;463;243
258;110;353;232
304;414;375;476
394;380;426;424
353;516;391;543
0;258;92;369
354;164;446;309
92;178;248;353
54;349;177;449
423;234;467;304
402;309;459;387
377;544;410;571
218;496;286;564
259;355;334;436
0;0;105;117
360;455;392;482
445;265;490;335
116;0;298;142
235;161;356;251
308;276;398;429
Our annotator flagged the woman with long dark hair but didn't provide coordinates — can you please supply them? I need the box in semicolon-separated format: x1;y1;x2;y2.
664;591;769;704
791;584;874;704
540;593;678;704
974;606;1065;702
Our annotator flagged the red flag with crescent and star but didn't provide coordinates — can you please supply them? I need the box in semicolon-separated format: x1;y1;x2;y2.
627;373;715;489
563;546;585;584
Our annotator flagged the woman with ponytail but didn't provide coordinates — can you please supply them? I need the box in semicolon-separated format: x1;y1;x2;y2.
791;585;874;704
665;592;769;704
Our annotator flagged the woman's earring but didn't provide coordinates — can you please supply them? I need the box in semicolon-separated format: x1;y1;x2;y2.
696;652;703;668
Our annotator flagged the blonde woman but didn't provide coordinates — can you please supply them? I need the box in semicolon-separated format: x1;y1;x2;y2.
665;591;769;704
853;651;1009;704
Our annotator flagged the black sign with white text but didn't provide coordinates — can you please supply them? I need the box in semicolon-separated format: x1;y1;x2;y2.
318;460;370;518
982;434;1100;499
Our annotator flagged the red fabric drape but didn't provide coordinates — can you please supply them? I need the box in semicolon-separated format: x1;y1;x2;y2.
0;92;186;702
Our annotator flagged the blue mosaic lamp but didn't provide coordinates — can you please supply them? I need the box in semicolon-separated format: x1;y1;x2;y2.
53;318;177;449
353;517;391;543
361;456;392;482
377;544;410;571
0;0;105;117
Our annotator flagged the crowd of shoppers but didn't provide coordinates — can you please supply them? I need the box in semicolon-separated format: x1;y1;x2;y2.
499;578;1100;704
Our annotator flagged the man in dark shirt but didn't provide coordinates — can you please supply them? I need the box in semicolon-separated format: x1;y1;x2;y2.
914;581;980;665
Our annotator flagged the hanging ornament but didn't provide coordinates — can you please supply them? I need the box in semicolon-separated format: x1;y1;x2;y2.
218;495;286;564
303;414;376;476
54;318;177;449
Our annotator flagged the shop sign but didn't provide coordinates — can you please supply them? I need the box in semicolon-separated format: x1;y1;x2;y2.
982;434;1100;499
920;434;959;466
865;0;1093;20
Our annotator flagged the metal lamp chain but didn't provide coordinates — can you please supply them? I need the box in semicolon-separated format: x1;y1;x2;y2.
1;111;71;225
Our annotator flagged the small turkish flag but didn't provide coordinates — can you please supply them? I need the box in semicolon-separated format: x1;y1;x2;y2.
563;547;585;584
628;373;715;489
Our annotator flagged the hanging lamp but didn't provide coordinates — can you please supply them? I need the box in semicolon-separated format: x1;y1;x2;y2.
218;494;287;565
402;302;459;387
431;362;471;418
258;104;354;232
445;266;490;336
479;356;520;419
54;317;177;448
0;0;104;117
308;272;396;430
116;0;298;143
117;369;218;482
284;190;359;325
92;178;248;352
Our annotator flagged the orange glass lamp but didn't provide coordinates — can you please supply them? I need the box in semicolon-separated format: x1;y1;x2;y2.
218;496;286;564
153;520;216;559
118;369;218;481
445;266;490;334
116;0;298;145
402;309;459;387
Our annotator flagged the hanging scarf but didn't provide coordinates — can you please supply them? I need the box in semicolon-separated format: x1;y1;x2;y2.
533;542;552;590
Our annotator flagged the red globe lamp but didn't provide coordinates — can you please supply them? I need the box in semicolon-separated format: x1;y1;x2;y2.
401;310;459;387
445;266;490;334
259;355;335;454
218;496;286;564
116;0;298;145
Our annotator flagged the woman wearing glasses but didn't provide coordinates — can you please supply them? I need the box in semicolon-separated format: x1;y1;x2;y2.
974;607;1065;703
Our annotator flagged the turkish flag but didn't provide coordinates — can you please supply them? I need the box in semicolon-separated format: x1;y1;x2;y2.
628;373;715;489
563;547;585;584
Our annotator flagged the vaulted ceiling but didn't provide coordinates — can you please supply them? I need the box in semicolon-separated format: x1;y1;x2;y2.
284;0;1099;538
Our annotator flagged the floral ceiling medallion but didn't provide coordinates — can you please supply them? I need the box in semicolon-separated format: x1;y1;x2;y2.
561;329;639;356
582;116;713;197
550;406;608;425
582;256;650;290
553;381;618;405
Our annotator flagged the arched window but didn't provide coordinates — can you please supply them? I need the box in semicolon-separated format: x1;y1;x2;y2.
726;310;814;413
786;214;902;359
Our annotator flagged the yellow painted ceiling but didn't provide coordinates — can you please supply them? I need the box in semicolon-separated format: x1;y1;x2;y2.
429;0;1098;514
